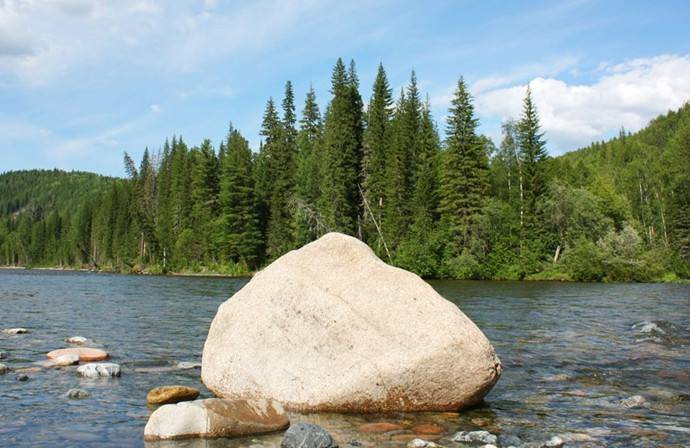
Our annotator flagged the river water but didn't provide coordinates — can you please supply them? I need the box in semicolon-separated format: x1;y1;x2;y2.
0;270;688;447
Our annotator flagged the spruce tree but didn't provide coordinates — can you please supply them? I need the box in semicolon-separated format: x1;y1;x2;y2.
362;63;393;250
190;139;219;262
517;86;548;224
438;77;488;256
319;58;364;234
294;86;324;245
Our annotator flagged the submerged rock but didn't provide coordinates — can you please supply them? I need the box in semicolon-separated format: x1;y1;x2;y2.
281;423;337;448
66;388;90;399
147;385;200;405
48;347;109;362
77;362;121;378
620;394;649;409
3;328;30;335
65;336;88;345
359;422;403;433
202;232;501;412
144;398;289;441
452;430;497;445
16;373;30;381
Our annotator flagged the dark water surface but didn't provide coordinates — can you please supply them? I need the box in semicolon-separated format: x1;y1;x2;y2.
1;270;688;447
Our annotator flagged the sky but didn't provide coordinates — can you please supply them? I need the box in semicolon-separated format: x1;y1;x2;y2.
1;0;690;177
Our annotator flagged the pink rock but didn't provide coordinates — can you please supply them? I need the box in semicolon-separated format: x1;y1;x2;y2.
47;347;109;362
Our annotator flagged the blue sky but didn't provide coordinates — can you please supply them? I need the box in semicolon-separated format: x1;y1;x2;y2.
1;0;690;177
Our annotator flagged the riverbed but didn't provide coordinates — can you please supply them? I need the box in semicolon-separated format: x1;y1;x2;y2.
1;270;688;447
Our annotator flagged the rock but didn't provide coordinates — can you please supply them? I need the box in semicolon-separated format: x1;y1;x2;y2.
147;385;200;405
176;361;202;370
16;373;30;381
620;395;648;408
412;424;445;435
65;336;88;344
0;351;7;359
499;434;523;446
543;436;564;447
202;233;501;412
407;439;444;448
66;388;90;399
3;328;30;335
280;423;338;448
144;398;289;441
452;430;498;445
77;362;121;378
482;445;498;448
48;347;109;362
359;422;403;433
49;354;80;367
0;363;8;374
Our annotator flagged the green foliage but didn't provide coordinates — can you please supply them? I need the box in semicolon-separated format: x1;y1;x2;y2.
1;61;687;282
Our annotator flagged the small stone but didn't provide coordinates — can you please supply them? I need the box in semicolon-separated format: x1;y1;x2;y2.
77;362;121;378
348;441;362;447
412;423;445;435
176;361;202;369
66;388;90;399
3;328;30;335
48;347;109;362
281;422;337;448
406;439;444;448
0;351;7;359
620;395;648;409
144;398;289;441
543;435;565;448
147;385;200;405
50;354;80;367
499;434;523;446
470;417;487;426
0;363;8;374
359;422;404;433
482;445;498;448
452;430;497;445
16;373;30;381
65;336;88;344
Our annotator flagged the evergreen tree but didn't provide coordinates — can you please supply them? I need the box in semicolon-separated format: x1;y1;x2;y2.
438;77;488;256
190;139;219;262
319;58;364;234
518;86;548;225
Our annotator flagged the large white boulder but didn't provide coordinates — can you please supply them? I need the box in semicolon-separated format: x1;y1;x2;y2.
143;398;289;441
202;232;501;412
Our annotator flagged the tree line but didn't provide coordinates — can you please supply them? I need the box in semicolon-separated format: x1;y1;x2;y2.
1;58;688;281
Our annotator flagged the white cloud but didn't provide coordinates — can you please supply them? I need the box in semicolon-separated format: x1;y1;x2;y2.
149;103;161;113
474;54;690;153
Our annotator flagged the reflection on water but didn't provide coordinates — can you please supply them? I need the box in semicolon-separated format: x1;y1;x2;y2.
1;270;688;447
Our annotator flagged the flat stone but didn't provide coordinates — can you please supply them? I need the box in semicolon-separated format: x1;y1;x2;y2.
50;354;80;367
77;362;121;378
359;422;404;433
48;347;109;362
281;423;337;448
3;328;30;335
66;388;90;399
65;336;88;344
412;423;445;435
147;385;200;405
144;398;289;441
202;232;501;412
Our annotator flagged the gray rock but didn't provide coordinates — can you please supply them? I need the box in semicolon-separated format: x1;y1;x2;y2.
452;430;498;445
176;361;202;370
77;362;121;378
16;373;30;381
499;434;523;447
543;436;564;448
66;388;90;399
281;423;338;448
0;363;8;374
3;328;30;335
620;394;648;408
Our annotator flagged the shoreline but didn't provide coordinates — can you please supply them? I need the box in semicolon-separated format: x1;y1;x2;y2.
1;265;687;283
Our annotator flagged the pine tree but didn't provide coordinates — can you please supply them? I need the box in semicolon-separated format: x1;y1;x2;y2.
294;86;324;245
190;139;219;262
218;127;263;267
518;86;548;224
362;63;393;250
438;77;488;255
319;58;364;234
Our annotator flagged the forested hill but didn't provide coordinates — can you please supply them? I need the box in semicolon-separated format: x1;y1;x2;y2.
1;61;688;281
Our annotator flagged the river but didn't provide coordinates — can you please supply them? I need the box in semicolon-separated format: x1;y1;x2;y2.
1;269;688;447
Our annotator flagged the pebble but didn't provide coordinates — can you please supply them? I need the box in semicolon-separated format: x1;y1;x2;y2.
407;439;444;448
16;373;30;381
65;336;88;344
77;362;121;378
452;430;497;445
66;388;90;399
543;435;565;447
147;385;200;405
0;351;7;359
0;363;8;374
281;423;338;448
3;328;30;335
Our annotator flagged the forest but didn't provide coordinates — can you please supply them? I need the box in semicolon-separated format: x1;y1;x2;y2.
1;59;688;281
